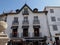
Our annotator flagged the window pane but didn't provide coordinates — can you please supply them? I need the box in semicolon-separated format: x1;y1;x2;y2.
24;8;28;11
24;17;28;19
33;16;40;24
57;18;60;21
12;28;18;37
53;25;58;30
14;17;18;21
23;17;29;24
22;8;29;15
24;17;28;21
23;28;28;37
50;9;54;13
34;16;38;20
51;17;56;21
34;28;39;36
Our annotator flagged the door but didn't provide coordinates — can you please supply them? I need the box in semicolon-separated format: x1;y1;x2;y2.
33;41;38;45
55;37;59;45
34;28;39;36
7;40;23;45
23;28;28;37
12;42;23;45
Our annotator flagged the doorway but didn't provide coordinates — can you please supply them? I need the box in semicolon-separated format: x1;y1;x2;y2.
7;40;23;45
33;41;38;45
34;28;39;37
23;28;28;37
55;37;59;45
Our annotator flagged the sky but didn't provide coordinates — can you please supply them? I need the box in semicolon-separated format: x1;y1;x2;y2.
0;0;60;14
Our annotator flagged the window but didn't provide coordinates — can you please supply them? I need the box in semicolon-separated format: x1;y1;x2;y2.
34;16;38;22
24;16;28;21
51;17;56;21
50;9;54;13
24;8;28;12
34;28;39;36
12;17;18;24
57;18;60;21
53;25;58;30
34;16;38;20
33;16;39;24
22;8;29;15
12;28;18;37
23;17;29;24
23;28;28;37
14;17;18;23
14;17;18;21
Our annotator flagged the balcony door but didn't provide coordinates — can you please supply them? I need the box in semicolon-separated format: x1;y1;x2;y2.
23;28;28;37
12;28;18;37
34;28;39;37
55;37;59;45
33;41;38;45
8;40;23;45
12;42;23;45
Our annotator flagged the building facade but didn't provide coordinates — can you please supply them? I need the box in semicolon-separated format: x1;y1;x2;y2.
1;4;60;45
0;4;50;45
44;6;60;45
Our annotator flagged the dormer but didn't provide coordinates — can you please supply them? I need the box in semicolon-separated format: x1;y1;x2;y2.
33;8;38;13
22;6;29;15
16;9;20;13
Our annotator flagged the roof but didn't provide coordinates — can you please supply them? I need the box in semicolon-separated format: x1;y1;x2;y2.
44;6;60;11
45;6;60;8
0;4;48;16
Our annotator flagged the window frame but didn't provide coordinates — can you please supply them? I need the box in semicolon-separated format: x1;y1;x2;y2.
23;28;28;37
57;18;60;21
52;25;58;30
51;16;56;21
50;9;54;13
13;17;18;23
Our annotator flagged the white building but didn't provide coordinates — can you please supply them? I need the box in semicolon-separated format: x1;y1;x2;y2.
44;6;60;45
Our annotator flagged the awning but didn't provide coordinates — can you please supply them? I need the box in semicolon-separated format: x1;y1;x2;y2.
22;26;29;28
33;25;40;28
11;26;18;29
24;37;46;41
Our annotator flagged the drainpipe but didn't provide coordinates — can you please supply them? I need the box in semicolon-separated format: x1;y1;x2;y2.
45;13;52;41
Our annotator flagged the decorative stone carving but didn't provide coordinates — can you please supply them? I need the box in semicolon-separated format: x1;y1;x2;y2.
0;21;9;45
0;21;7;32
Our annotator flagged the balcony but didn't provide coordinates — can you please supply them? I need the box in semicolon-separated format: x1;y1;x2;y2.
22;11;29;15
12;21;19;26
33;20;40;24
11;26;18;29
32;32;43;37
33;20;40;28
21;32;47;41
22;20;29;28
10;33;19;38
21;33;30;38
21;32;43;38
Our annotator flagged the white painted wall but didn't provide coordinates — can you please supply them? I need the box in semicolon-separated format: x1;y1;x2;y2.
5;6;49;39
45;7;60;41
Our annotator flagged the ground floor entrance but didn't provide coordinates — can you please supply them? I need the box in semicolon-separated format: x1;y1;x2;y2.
55;37;60;45
11;41;22;45
7;37;47;45
24;37;47;45
24;40;46;45
7;39;23;45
